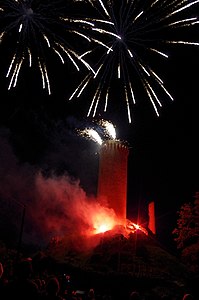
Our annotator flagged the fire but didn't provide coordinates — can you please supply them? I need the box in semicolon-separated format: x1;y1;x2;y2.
97;224;109;233
90;212;148;236
91;212;117;234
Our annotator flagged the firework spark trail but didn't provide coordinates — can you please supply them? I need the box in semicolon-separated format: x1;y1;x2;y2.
78;127;103;145
97;119;116;139
0;0;112;93
76;118;117;145
69;0;199;123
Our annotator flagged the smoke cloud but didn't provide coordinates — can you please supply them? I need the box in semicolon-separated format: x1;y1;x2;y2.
0;127;116;251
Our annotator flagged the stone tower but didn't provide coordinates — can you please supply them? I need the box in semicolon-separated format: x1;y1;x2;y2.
97;140;129;225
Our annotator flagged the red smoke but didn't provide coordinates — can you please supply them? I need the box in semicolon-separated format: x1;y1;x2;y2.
0;130;147;253
0;131;117;250
32;172;117;240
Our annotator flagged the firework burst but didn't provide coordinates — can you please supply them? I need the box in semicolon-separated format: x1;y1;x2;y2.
0;0;110;94
69;0;199;123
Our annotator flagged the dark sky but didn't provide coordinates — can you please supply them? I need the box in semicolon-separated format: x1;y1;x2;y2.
0;0;199;251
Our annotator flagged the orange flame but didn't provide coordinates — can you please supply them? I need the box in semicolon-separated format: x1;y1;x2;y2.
92;213;117;234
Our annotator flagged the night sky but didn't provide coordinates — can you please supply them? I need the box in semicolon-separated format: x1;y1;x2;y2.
0;0;199;251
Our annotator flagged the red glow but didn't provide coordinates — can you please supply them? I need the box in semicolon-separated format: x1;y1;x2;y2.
91;211;117;234
126;220;148;235
89;212;148;236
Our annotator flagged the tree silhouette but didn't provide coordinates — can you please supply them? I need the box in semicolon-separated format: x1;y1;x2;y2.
172;192;199;273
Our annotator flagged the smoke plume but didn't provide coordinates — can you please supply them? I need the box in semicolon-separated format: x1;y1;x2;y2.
0;128;116;251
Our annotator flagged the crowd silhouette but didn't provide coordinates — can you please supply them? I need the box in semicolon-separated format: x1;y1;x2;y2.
0;257;196;300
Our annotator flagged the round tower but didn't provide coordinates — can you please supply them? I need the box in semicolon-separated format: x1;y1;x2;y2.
97;140;129;225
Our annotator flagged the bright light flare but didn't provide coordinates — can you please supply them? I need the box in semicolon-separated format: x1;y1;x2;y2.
96;223;110;234
126;220;148;236
92;213;117;234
